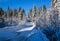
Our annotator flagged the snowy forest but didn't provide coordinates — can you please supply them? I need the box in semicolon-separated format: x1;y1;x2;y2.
0;0;60;41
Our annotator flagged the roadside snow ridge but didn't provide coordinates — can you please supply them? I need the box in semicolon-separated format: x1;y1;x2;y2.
17;22;36;32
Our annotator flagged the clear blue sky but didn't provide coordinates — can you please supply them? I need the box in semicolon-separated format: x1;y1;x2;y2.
0;0;51;13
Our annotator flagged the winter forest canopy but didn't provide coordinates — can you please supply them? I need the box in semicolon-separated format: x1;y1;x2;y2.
0;0;60;41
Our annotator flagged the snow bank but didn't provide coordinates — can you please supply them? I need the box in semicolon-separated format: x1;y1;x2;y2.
17;22;35;32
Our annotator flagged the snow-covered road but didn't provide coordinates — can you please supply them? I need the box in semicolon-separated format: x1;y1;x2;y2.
0;22;49;41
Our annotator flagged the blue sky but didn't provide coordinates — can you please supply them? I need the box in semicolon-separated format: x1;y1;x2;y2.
0;0;51;13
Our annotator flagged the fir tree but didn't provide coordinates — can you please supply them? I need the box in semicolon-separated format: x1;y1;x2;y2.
13;8;18;17
33;4;37;17
0;8;4;17
21;9;25;20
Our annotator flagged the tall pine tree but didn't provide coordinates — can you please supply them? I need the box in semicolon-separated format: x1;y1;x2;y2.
13;8;18;17
0;8;4;17
33;4;37;17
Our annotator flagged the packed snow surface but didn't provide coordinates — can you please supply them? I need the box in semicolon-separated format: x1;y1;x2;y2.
0;22;49;41
17;22;36;32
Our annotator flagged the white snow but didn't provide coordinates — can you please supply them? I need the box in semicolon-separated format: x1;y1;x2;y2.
17;22;36;32
0;21;49;41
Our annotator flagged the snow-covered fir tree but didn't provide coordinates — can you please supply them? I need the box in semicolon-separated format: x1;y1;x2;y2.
13;8;18;17
0;0;60;29
0;8;4;18
18;8;26;22
36;5;47;28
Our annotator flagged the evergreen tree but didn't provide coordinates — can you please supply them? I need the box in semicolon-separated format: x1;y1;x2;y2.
28;8;32;18
13;8;18;17
33;4;37;17
28;13;30;18
6;7;12;18
30;9;32;17
6;7;13;24
0;8;4;17
38;7;42;15
37;5;47;28
43;5;47;25
43;5;46;12
18;8;22;20
19;7;21;12
21;9;23;20
49;8;59;29
3;12;6;18
21;9;26;20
